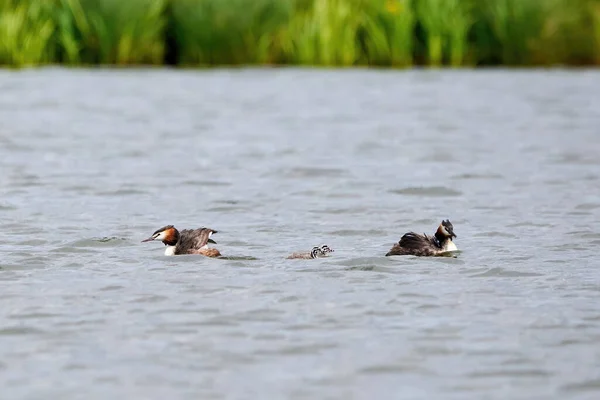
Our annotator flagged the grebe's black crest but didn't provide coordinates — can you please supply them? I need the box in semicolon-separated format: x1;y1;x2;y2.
440;219;456;238
141;225;179;246
153;225;174;235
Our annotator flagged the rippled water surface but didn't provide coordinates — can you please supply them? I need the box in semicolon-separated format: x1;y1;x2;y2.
1;68;600;399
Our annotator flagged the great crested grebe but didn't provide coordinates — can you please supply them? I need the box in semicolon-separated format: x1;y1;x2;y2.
142;225;221;257
286;245;334;259
386;220;458;257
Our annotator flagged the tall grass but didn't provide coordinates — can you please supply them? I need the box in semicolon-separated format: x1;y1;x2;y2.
416;0;472;66
277;0;363;65
0;0;598;67
0;0;56;66
473;0;598;65
482;0;549;65
56;0;166;65
360;0;414;67
171;0;293;65
594;1;600;63
535;0;597;65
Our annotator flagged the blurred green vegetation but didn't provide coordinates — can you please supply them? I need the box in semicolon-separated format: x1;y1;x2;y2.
0;0;599;67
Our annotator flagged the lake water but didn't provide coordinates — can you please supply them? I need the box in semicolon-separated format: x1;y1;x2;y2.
1;67;599;399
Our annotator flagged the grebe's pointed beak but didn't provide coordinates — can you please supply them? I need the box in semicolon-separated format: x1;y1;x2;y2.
451;232;457;239
208;238;217;244
141;236;155;242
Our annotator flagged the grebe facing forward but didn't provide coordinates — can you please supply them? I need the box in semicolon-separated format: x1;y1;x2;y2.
287;245;334;259
386;220;457;257
142;225;221;257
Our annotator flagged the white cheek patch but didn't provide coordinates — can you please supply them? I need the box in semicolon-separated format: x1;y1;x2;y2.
440;226;449;235
156;231;167;241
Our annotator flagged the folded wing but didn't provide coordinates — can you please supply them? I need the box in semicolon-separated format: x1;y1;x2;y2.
179;228;217;251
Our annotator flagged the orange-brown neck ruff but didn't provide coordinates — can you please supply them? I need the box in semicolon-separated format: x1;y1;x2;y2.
162;227;179;246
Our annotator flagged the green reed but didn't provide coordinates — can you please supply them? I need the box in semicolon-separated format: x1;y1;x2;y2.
594;1;600;63
0;0;56;66
536;0;595;65
275;0;415;67
415;0;472;67
56;0;166;65
277;0;363;66
0;0;598;67
171;0;293;65
360;0;414;67
481;0;548;65
415;0;443;66
445;0;472;67
475;0;599;66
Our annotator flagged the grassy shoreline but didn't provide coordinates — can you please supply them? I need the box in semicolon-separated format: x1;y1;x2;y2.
1;0;599;68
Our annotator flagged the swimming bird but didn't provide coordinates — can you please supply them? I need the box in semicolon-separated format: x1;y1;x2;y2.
286;245;334;259
385;220;457;257
142;225;221;257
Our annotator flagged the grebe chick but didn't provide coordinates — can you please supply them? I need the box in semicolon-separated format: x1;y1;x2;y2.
386;220;457;257
142;225;221;257
287;245;334;259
